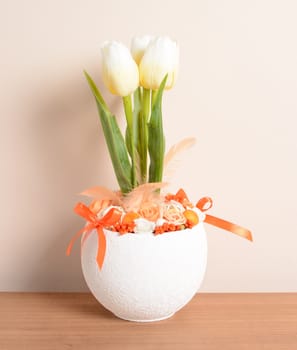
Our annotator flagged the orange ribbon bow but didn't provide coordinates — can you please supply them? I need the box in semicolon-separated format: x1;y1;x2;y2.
66;203;122;270
196;197;253;241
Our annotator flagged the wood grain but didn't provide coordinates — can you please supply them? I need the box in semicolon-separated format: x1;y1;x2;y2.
0;293;296;350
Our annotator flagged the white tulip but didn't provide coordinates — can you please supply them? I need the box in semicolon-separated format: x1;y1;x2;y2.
139;36;179;90
101;41;139;96
131;35;154;65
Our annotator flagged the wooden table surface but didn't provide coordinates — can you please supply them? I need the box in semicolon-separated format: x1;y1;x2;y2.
0;293;296;350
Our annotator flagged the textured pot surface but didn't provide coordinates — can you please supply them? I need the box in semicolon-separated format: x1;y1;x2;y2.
81;223;207;322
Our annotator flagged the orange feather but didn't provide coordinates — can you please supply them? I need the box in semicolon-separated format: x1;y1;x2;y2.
163;137;196;180
80;186;122;206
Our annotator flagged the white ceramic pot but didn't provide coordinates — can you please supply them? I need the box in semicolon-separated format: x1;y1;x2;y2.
81;223;207;322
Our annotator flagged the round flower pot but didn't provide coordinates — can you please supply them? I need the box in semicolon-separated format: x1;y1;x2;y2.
81;223;207;322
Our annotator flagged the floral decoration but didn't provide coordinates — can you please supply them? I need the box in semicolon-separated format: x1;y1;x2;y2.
66;35;252;270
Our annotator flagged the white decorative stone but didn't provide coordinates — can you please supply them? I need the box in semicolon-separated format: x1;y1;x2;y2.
155;218;167;226
134;218;155;234
81;223;207;322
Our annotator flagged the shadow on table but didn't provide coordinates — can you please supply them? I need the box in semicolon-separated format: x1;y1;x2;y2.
56;293;116;320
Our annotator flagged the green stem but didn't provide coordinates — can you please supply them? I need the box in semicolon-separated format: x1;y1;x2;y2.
123;95;136;187
151;90;157;108
139;88;151;183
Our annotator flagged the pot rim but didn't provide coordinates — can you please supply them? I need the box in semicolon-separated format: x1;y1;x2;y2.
101;222;205;239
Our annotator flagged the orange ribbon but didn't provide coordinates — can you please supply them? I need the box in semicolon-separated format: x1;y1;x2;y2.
66;203;122;269
196;197;253;241
67;194;252;271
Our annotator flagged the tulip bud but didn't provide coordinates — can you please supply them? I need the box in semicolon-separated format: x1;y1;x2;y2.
139;36;179;90
131;35;154;65
101;41;139;96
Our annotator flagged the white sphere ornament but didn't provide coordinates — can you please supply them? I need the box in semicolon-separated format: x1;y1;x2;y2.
81;223;207;322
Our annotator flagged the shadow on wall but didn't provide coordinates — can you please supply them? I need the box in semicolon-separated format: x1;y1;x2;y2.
14;64;121;291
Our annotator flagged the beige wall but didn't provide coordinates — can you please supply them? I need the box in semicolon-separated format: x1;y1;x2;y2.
1;0;296;292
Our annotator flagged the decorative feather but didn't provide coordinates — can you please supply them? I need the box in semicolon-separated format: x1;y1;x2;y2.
122;182;168;212
163;137;196;180
80;186;122;206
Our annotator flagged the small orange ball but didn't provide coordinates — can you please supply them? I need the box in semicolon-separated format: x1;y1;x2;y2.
183;210;199;226
122;212;140;225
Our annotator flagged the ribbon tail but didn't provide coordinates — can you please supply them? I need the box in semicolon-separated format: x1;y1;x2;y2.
204;214;253;242
66;227;88;256
96;227;107;270
66;223;94;256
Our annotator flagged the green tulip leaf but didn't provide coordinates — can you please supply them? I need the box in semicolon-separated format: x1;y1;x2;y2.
148;76;167;183
84;71;132;193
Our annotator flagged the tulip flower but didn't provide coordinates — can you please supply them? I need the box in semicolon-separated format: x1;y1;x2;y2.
139;36;179;90
101;41;139;96
131;35;154;65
